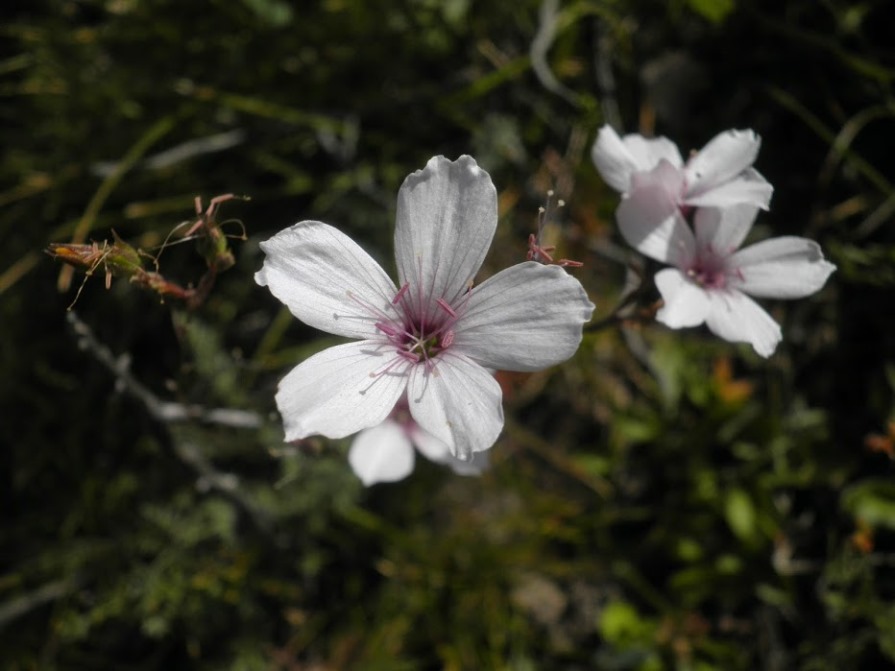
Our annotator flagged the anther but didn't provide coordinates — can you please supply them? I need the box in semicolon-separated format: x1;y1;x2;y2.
435;298;457;317
392;282;410;304
397;349;420;363
375;321;399;337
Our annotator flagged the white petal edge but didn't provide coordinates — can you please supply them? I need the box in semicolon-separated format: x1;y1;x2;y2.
623;133;683;172
446;451;489;476
256;221;397;340
410;425;488;476
276;341;408;441
348;420;416;486
591;125;640;193
655;268;711;328
394;155;497;318
731;236;836;299
592;126;683;194
704;290;782;358
684;129;762;198
684;168;773;210
693;204;758;256
452;262;594;372
407;352;504;460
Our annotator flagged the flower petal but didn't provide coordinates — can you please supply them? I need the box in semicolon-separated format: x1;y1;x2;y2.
394;155;497;317
684;168;773;210
256;221;397;339
705;290;782;358
452;261;594;371
276;341;407;441
684;129;762;198
591;125;639;193
410;426;488;476
591;125;683;193
407;353;503;460
446;452;489;476
655;268;711;328
623;134;684;171
693;204;757;255
617;166;695;264
730;236;836;299
348;420;415;486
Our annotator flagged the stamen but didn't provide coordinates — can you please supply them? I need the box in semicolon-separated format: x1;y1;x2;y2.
436;298;457;318
345;289;394;324
441;330;455;348
528;190;583;267
375;321;399;337
368;354;411;380
528;233;557;264
392;282;410;304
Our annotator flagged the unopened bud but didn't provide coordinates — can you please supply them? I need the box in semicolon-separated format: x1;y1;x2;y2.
46;233;144;282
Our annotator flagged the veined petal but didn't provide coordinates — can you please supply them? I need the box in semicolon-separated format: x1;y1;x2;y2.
684;168;773;210
348;420;415;485
276;341;407;441
617;176;695;264
655;268;711;328
693;204;758;255
452;262;594;371
256;221;397;339
407;353;504;460
410;426;488;476
394;156;497;316
591;125;683;193
684;129;762;198
705;290;782;358
730;236;836;298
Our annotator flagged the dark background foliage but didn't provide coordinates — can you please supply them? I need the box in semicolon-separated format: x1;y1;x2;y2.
2;0;895;668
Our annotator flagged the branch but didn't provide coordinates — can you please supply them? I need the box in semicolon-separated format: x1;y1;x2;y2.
67;311;261;428
0;579;76;629
67;310;272;532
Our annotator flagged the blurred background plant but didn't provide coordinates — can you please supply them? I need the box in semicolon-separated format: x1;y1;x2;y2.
2;0;894;668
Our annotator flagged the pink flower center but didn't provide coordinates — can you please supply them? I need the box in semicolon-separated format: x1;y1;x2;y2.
350;282;466;375
685;248;728;290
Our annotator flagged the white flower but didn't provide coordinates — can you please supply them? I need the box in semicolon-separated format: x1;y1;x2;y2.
633;203;835;357
256;155;594;459
348;397;487;486
592;125;774;259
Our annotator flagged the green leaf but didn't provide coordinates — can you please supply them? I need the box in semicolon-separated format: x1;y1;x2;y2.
842;480;895;529
724;488;757;542
598;601;655;646
239;0;294;27
686;0;735;24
